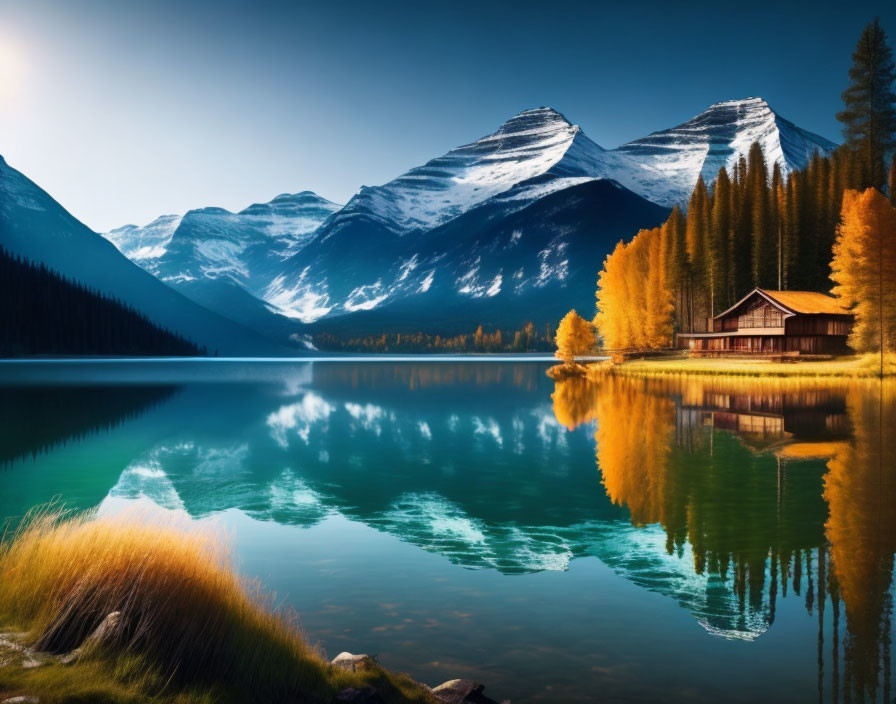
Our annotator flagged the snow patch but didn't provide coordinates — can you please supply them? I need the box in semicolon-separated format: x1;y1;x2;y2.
264;269;332;323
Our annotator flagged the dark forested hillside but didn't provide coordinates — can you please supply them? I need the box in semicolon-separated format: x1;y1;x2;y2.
0;247;202;357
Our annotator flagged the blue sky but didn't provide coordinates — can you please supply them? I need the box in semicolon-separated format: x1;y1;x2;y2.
1;0;895;231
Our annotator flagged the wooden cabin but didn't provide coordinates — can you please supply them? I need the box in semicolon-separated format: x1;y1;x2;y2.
677;289;853;356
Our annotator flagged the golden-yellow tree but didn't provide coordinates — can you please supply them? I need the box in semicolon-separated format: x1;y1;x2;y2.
831;188;896;357
554;310;595;364
595;225;674;350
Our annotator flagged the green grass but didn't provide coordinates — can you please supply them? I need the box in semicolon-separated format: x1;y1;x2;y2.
609;353;896;379
0;507;436;704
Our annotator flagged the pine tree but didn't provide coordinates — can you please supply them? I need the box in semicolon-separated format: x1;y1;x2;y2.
747;142;774;288
771;163;787;289
730;155;753;298
710;168;732;311
664;206;687;333
836;18;896;189
889;154;896;204
685;175;711;331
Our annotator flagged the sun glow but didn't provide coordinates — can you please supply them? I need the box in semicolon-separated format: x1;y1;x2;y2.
0;36;26;103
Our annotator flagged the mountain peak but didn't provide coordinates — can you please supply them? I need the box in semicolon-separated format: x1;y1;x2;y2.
486;107;576;141
611;97;837;206
705;96;770;111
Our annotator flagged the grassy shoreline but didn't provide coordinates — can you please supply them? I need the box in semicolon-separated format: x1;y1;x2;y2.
592;353;896;379
0;508;437;704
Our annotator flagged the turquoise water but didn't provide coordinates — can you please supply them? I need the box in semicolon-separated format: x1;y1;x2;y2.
1;360;893;703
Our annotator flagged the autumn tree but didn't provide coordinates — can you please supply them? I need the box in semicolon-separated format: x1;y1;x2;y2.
595;226;674;350
594;240;632;350
837;18;896;189
554;309;595;364
523;321;535;351
831;188;896;362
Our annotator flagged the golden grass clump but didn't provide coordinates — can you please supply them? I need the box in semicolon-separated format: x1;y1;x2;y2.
0;507;434;704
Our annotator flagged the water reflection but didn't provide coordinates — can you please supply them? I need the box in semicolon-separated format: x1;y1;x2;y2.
553;373;895;701
0;385;176;466
1;362;894;702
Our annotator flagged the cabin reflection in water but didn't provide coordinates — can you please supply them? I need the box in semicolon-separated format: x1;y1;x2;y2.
679;386;851;453
551;375;895;703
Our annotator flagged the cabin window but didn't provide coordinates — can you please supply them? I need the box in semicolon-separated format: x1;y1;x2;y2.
739;301;784;328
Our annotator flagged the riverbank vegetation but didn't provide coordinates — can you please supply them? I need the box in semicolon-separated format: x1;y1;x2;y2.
0;508;435;704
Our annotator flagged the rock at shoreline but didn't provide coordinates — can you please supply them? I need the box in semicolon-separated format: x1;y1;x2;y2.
333;685;387;703
59;611;121;665
431;679;502;704
331;651;376;672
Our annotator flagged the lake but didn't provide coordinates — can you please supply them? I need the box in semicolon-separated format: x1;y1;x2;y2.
1;359;893;703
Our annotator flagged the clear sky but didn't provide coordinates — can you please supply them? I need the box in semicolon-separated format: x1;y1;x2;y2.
2;0;895;232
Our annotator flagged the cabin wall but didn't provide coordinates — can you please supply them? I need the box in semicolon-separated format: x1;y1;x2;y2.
783;335;851;354
686;333;850;355
785;315;852;336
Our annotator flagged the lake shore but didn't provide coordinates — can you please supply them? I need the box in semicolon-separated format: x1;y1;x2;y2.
556;353;896;379
0;509;499;704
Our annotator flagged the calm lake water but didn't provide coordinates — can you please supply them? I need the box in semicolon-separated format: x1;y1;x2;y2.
1;359;894;703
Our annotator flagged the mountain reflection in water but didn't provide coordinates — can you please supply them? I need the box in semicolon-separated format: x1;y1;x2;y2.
0;361;893;703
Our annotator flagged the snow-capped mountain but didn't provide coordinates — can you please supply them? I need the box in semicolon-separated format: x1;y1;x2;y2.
102;192;341;342
320;107;614;235
611;97;839;206
104;191;341;287
0;155;281;354
314;98;835;239
94;97;836;339
281;178;668;334
263;98;834;329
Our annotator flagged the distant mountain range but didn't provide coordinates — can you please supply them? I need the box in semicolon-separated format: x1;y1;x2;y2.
0;97;836;351
0;155;285;355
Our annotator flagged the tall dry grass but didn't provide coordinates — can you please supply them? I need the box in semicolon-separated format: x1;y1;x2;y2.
0;507;433;703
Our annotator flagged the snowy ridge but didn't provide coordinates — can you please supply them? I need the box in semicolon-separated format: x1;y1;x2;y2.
611;97;838;206
321;107;612;236
102;191;341;296
105;214;184;271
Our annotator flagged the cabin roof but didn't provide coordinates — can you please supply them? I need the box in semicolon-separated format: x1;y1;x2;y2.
713;288;852;319
759;290;852;315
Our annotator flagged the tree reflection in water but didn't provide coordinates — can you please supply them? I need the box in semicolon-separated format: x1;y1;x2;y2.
552;373;895;703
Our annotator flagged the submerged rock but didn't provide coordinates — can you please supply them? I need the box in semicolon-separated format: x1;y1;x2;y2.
431;679;501;704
